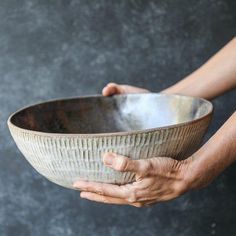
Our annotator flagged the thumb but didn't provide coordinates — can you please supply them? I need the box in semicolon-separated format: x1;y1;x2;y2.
102;152;151;175
102;83;124;96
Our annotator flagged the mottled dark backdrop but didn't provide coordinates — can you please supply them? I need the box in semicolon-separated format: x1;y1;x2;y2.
0;0;235;235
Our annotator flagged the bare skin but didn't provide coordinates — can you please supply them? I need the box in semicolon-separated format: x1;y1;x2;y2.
74;38;236;207
102;83;149;96
162;37;236;99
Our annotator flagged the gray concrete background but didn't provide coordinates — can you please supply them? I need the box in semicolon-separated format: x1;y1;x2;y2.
0;0;235;235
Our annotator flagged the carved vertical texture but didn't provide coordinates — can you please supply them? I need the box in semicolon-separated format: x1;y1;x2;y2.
9;115;211;189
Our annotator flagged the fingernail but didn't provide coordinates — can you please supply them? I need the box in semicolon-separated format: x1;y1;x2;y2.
103;152;116;166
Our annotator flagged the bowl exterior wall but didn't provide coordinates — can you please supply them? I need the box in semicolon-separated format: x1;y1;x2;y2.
8;115;212;189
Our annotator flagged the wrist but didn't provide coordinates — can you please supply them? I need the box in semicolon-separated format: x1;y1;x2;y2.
178;155;201;191
182;154;208;190
189;112;236;189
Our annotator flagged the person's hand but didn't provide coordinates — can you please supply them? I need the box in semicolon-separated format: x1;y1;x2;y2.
73;112;236;207
102;83;150;96
73;152;204;207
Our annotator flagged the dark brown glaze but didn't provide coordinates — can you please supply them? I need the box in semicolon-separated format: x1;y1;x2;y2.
10;94;213;134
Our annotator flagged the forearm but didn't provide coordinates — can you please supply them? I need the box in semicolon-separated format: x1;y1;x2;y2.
163;37;236;100
188;112;236;189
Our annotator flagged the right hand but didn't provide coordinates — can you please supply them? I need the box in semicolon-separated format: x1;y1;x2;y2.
102;83;150;96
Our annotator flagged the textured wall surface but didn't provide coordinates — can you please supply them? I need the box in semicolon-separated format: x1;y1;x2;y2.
0;0;235;235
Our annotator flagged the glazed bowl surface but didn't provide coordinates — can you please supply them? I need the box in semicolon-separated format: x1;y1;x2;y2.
8;93;213;188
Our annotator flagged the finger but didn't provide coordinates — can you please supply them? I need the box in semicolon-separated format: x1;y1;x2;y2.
80;191;129;205
144;200;158;207
73;180;130;199
118;84;149;94
156;192;181;202
80;192;148;208
102;83;122;96
103;152;151;175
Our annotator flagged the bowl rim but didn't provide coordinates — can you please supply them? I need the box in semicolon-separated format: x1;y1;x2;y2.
7;93;213;138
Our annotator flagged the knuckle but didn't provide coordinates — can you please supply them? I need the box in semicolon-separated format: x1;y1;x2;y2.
83;186;91;192
173;182;186;196
127;188;139;203
80;187;88;192
137;159;152;175
140;160;149;172
97;185;105;195
127;196;137;203
145;159;154;171
171;160;183;172
116;156;129;171
101;196;109;203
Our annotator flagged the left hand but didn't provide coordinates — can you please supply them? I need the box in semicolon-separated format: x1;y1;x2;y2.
73;152;194;207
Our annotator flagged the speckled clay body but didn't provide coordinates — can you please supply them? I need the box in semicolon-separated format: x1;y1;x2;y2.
8;94;213;189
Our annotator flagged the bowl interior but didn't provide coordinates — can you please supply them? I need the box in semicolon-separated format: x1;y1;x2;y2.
9;94;212;134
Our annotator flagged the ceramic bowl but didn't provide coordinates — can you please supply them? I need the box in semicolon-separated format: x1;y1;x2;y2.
8;94;213;189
